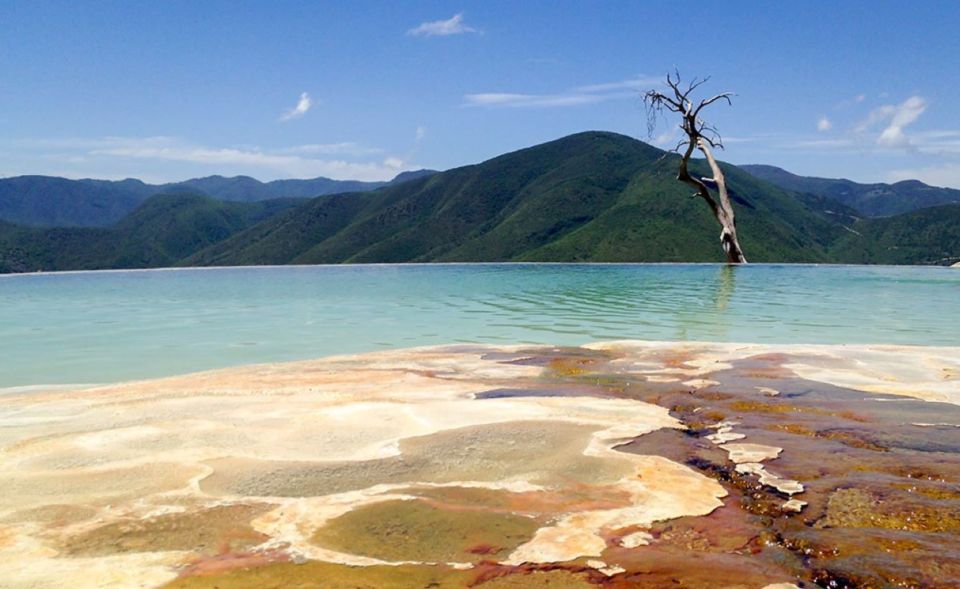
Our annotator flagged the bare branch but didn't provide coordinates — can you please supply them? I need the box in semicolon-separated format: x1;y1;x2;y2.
645;71;746;263
687;75;711;95
693;92;733;119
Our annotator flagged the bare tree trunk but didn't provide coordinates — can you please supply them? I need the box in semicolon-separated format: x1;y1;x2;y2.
674;139;746;263
698;141;746;264
644;73;748;264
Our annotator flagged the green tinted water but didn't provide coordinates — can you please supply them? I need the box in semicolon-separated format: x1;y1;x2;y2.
1;264;957;388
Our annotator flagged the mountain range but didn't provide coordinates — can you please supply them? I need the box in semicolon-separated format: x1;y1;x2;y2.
1;132;958;273
740;164;960;217
0;195;304;273
0;169;436;228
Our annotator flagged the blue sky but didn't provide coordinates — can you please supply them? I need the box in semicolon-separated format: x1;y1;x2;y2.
3;0;960;187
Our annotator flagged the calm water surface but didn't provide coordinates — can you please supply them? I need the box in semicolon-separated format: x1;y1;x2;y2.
1;264;957;388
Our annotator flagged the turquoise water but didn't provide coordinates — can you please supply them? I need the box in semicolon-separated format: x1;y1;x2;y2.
1;264;958;388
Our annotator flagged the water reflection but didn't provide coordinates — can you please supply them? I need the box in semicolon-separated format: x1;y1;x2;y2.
666;264;737;342
714;265;736;313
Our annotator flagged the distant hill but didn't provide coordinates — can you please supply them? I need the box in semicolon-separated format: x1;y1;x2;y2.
0;193;303;273
0;170;437;227
3;133;958;273
184;132;849;266
0;176;151;228
740;164;960;217
829;204;960;266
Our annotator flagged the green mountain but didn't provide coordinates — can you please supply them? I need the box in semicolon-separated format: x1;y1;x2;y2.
0;170;436;227
3;132;957;273
185;132;849;266
829;204;960;265
740;164;960;217
0;176;151;227
0;193;303;273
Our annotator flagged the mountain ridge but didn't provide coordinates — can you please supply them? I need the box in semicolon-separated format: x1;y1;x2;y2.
183;132;851;266
2;132;958;273
0;193;303;273
740;164;960;217
0;169;438;227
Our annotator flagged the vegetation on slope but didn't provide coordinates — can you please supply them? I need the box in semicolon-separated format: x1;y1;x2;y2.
741;164;960;217
0;194;303;273
0;171;436;227
829;204;960;265
185;132;846;266
0;176;150;227
2;133;957;273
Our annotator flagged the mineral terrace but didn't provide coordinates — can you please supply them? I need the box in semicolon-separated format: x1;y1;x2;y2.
1;341;958;588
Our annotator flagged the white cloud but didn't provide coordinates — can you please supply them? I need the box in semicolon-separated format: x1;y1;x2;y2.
854;104;896;133
854;96;926;148
652;128;680;148
279;92;313;122
407;13;478;37
784;127;960;158
817;116;833;132
877;96;926;147
464;75;660;108
95;145;398;180
786;137;857;150
888;163;960;188
911;130;960;155
19;136;409;181
383;157;404;169
415;126;426;142
464;92;606;108
835;93;868;110
280;142;383;156
574;76;663;93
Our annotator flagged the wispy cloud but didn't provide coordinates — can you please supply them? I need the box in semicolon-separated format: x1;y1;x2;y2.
8;135;411;181
464;92;605;108
280;142;383;157
784;128;960;160
785;95;930;154
853;95;926;148
383;156;404;169
877;96;926;147
854;104;896;134
94;143;402;181
905;130;960;156
407;13;478;37
279;92;313;122
415;126;426;142
786;137;857;150
464;76;660;108
651;128;680;148
834;93;867;110
574;78;660;93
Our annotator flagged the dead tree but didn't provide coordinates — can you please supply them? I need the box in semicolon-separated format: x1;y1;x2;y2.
644;72;747;264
